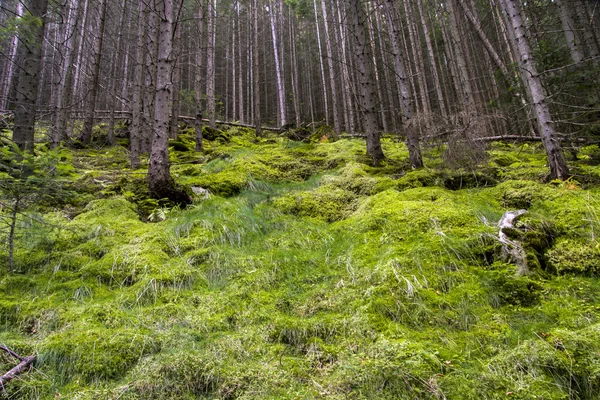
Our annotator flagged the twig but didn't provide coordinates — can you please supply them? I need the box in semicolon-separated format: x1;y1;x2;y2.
0;346;36;387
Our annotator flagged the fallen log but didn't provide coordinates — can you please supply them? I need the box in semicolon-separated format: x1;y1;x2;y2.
0;346;36;387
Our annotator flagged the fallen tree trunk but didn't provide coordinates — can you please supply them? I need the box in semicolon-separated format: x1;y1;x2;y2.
0;346;36;387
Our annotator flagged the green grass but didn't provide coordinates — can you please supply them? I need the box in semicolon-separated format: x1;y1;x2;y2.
1;129;600;398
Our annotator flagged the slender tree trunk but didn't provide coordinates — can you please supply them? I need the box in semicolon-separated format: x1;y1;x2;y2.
0;1;23;112
289;8;301;127
446;0;475;109
80;0;108;145
336;0;355;134
52;0;79;147
13;0;50;151
108;0;130;145
346;0;384;165
384;0;423;168
313;0;328;126
130;0;147;168
236;1;244;123
555;0;584;63
416;0;447;117
170;3;182;139
320;0;341;135
498;0;569;180
404;0;431;117
194;0;205;151
148;0;190;204
252;0;262;136
269;0;287;127
206;0;216;128
457;0;510;78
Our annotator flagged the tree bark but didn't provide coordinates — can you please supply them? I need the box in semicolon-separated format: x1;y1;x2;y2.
555;0;584;64
148;0;190;204
346;0;384;165
13;0;50;151
130;0;147;168
194;0;205;151
498;0;570;180
80;0;108;145
206;0;216;128
252;0;262;136
384;0;423;168
268;0;287;127
0;1;23;112
320;0;341;136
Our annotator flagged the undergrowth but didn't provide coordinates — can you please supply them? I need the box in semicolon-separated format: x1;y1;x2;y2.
1;128;600;399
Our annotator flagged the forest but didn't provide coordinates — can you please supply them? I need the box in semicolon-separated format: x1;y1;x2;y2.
0;0;600;398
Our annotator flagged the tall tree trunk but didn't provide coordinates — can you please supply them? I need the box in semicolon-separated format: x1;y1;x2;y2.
416;0;447;117
236;1;244;123
170;2;182;139
13;0;50;151
457;0;510;78
194;0;205;151
498;0;569;180
252;0;262;136
313;0;329;126
555;0;584;63
403;0;431;117
320;0;341;135
268;0;287;127
0;1;23;112
148;0;190;204
446;0;476;109
336;0;355;134
384;1;423;168
108;0;131;145
52;0;79;147
346;0;384;165
289;8;301;127
206;0;216;128
130;0;147;168
80;0;108;145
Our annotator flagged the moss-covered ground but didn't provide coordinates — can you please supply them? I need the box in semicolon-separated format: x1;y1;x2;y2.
2;127;600;399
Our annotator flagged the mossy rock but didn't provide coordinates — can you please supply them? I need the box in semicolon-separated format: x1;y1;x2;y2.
492;180;557;209
546;239;600;276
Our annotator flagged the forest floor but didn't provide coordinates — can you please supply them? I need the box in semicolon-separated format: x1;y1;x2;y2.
2;125;600;399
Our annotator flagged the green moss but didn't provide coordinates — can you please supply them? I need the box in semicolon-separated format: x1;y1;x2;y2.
273;186;356;222
40;328;161;382
182;169;248;197
547;239;600;276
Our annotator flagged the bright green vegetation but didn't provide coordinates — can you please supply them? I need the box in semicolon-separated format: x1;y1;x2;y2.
2;128;600;399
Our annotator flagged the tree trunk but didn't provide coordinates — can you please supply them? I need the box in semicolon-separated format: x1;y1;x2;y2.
52;0;81;147
313;0;329;126
457;0;510;78
498;0;570;180
0;1;23;112
13;0;50;151
130;0;147;168
170;3;182;139
320;0;341;136
416;0;447;117
80;0;108;145
108;0;130;145
206;0;216;128
148;0;190;204
252;0;262;136
194;0;205;151
555;0;584;64
384;0;423;169
346;0;384;165
269;0;287;127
